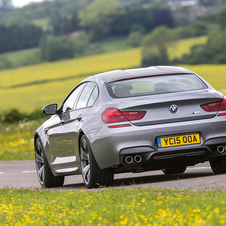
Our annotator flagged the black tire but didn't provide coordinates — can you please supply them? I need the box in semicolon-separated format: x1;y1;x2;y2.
80;135;114;188
210;156;226;174
35;137;64;188
162;166;187;175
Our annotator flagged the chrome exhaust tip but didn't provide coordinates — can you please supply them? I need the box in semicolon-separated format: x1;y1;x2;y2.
217;145;225;154
125;156;133;164
134;155;142;163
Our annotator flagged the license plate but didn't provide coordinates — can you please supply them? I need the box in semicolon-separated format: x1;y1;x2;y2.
157;133;200;148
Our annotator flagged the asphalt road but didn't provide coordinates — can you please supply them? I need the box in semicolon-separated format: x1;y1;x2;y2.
1;160;226;191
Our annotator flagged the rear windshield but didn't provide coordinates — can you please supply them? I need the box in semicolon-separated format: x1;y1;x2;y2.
106;74;207;98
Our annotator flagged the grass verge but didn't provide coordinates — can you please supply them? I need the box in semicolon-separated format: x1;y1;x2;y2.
0;119;46;160
0;187;226;225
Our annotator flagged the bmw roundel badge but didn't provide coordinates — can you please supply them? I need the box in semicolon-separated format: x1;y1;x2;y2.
170;104;178;113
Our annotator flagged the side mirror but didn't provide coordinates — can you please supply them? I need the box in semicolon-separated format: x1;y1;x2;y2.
42;104;58;115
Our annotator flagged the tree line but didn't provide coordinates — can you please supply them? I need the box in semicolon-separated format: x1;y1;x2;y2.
141;3;226;66
0;24;43;53
0;0;175;54
1;0;226;66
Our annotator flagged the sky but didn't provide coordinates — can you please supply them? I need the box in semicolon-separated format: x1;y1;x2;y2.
12;0;45;8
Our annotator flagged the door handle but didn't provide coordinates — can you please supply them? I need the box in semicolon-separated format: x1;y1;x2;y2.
76;115;82;121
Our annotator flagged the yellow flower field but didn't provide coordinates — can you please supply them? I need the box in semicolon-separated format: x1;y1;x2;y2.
0;48;141;112
168;36;207;60
0;48;141;88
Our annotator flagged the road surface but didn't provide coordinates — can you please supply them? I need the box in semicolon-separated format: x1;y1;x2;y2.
0;160;225;190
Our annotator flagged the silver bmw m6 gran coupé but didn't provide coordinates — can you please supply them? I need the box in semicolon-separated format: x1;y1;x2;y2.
34;66;226;188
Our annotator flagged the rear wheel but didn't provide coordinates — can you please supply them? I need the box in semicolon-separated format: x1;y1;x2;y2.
162;166;187;175
35;137;64;188
80;135;114;188
210;156;226;174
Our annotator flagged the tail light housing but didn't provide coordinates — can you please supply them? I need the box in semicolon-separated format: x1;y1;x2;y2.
201;97;226;112
122;111;146;121
101;108;146;125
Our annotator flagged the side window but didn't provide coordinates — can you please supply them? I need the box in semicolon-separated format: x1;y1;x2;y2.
76;82;96;109
62;83;86;112
87;86;98;107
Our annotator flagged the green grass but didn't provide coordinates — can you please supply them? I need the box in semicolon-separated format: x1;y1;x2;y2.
91;36;129;54
0;119;46;160
0;48;41;67
32;17;49;29
1;187;226;225
0;36;129;70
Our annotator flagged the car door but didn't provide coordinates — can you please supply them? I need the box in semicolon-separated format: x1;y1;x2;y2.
63;82;98;163
48;83;86;164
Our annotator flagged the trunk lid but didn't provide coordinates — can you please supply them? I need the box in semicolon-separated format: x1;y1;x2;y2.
107;89;223;126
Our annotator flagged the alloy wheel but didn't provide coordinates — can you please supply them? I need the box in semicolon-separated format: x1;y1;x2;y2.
80;137;90;185
35;139;44;186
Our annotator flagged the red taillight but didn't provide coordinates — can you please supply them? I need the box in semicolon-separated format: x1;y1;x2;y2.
122;111;146;121
201;97;226;112
219;97;226;111
201;101;221;112
101;108;146;124
102;109;128;123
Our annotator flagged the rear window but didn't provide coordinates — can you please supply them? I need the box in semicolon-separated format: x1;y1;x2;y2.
106;74;207;98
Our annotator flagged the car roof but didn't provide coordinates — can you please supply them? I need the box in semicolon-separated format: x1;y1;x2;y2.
94;66;193;83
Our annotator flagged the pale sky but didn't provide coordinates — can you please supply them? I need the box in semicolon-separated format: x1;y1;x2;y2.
12;0;45;8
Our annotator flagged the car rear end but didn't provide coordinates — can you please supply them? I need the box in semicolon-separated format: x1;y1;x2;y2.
90;67;226;174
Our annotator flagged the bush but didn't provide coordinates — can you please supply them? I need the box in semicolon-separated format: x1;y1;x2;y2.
126;31;143;47
72;31;90;57
175;22;208;39
182;45;210;64
141;49;168;67
0;109;48;124
40;35;75;62
181;31;226;64
3;109;25;123
141;26;173;66
130;23;145;34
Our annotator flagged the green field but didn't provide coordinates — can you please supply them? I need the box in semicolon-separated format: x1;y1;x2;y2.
32;17;50;29
0;35;206;70
90;35;129;54
1;187;226;225
0;119;44;160
0;48;41;68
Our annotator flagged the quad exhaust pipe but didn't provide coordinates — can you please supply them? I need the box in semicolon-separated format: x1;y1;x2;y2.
125;156;133;164
125;155;142;164
134;155;142;163
217;145;225;154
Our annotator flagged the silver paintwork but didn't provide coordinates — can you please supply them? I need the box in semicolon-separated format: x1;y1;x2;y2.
34;66;226;180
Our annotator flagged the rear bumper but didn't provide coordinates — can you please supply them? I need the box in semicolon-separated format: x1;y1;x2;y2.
119;146;219;172
88;116;226;170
